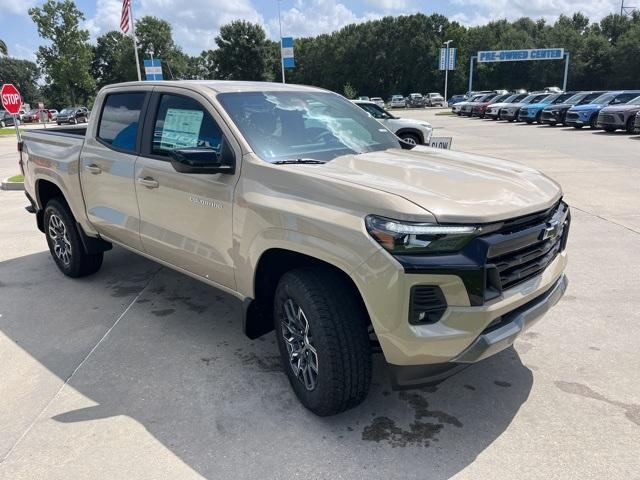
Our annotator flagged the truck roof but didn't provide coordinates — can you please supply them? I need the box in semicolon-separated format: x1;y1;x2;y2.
102;80;325;94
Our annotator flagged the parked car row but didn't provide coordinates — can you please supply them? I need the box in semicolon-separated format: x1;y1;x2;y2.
450;89;640;135
360;93;447;109
1;106;90;128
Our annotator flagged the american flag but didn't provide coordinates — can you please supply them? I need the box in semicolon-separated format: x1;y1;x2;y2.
120;0;131;34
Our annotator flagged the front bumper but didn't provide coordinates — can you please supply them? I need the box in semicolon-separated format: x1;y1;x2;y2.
541;110;563;124
500;109;519;120
388;274;568;388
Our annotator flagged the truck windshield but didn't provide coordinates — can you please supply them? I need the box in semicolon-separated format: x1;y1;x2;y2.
217;91;400;163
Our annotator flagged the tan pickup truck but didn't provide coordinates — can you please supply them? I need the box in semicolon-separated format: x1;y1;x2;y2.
19;81;569;416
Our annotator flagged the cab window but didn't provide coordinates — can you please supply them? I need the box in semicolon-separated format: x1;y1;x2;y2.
97;92;146;153
151;94;224;157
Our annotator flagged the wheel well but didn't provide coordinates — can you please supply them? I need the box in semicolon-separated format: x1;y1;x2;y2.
395;128;423;143
243;249;370;339
35;180;66;232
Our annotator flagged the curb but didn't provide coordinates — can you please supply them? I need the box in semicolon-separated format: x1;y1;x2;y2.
0;178;24;191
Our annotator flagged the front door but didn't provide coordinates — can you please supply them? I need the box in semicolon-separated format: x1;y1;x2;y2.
134;89;239;289
80;90;149;250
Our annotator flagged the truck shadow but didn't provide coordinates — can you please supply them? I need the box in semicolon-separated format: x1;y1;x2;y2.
0;247;533;479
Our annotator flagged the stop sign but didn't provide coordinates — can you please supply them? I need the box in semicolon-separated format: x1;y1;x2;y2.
1;84;22;115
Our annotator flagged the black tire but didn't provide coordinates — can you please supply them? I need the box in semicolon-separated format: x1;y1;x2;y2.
44;199;103;278
399;132;421;145
535;112;542;124
589;114;598;129
626;117;635;134
274;268;372;416
573;125;583;129
0;120;5;128
526;120;534;124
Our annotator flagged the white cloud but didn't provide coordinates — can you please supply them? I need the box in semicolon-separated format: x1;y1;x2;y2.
0;0;36;17
269;0;380;38
11;43;37;61
364;0;409;11
451;0;622;24
83;0;263;53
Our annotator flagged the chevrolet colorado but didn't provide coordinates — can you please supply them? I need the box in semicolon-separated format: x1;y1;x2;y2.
19;81;569;416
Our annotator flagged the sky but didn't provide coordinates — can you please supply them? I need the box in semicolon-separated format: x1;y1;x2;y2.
0;0;626;59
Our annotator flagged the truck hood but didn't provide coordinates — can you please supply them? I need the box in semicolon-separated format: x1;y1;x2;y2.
316;147;562;223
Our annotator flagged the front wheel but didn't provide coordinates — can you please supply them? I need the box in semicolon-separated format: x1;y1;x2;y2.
274;268;372;416
44;199;103;277
399;132;420;145
589;115;599;129
626;117;635;134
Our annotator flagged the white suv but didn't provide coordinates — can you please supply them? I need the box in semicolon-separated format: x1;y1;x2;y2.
353;100;432;145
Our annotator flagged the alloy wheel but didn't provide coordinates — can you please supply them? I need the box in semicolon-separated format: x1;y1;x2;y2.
281;298;319;391
48;214;72;266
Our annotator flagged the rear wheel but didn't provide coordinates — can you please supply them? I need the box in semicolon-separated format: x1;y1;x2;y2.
589;114;599;129
536;112;542;124
44;199;103;278
274;268;372;416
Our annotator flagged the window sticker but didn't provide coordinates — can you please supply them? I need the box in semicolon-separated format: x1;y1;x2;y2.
160;108;204;150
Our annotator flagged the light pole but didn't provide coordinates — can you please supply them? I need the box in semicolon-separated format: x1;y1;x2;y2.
443;40;452;103
277;0;285;83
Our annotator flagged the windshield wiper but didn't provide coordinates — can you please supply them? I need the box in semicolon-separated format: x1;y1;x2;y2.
272;158;326;165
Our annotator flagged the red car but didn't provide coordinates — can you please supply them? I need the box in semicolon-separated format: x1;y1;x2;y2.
23;109;52;123
472;93;512;118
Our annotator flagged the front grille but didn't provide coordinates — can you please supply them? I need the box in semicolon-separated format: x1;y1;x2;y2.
487;202;570;290
566;112;579;122
600;114;615;123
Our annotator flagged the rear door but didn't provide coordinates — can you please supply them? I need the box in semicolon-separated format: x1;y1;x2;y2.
134;87;240;289
80;88;150;250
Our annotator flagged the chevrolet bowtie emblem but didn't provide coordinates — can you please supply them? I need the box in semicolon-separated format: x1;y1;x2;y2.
540;220;561;241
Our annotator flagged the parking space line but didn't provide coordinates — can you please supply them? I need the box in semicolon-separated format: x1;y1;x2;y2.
0;268;161;464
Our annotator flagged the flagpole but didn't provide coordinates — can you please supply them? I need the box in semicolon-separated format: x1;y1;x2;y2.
128;0;142;81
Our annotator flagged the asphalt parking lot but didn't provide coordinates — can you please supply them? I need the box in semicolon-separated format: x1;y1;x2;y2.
1;114;639;479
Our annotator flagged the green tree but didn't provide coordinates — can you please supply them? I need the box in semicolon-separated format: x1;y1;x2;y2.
92;31;137;89
135;16;192;79
343;83;357;99
214;20;267;80
28;0;95;107
0;39;7;56
0;57;40;103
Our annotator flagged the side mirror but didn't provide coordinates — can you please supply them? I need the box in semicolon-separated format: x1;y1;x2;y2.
169;140;235;175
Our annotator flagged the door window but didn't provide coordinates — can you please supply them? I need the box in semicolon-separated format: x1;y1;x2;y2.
97;92;146;153
151;94;224;157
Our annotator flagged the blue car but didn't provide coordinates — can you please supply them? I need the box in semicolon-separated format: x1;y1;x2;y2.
565;91;640;129
518;92;578;124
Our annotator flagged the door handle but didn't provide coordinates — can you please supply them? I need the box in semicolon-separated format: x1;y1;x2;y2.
85;164;102;174
137;177;159;189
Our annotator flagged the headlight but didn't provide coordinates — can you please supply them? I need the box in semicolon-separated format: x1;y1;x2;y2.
365;215;489;254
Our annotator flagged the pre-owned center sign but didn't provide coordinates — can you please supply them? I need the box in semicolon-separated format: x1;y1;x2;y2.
478;48;564;63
